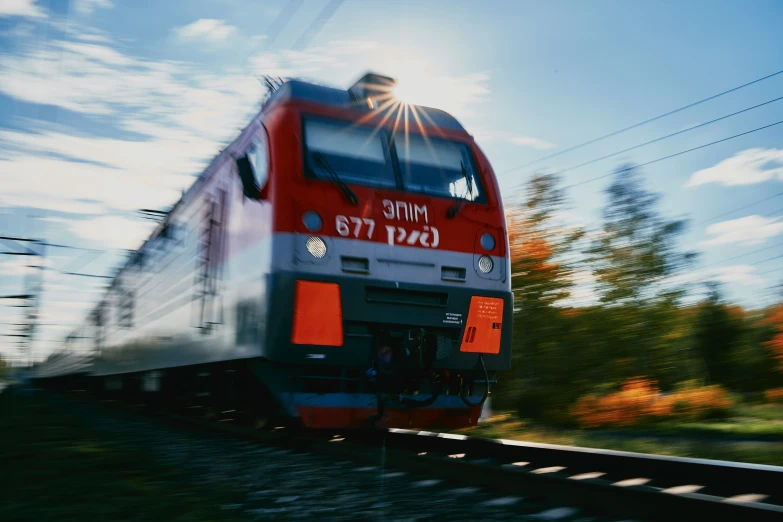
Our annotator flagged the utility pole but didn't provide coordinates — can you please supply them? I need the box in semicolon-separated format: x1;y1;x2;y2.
0;235;45;368
2;235;113;368
23;242;45;366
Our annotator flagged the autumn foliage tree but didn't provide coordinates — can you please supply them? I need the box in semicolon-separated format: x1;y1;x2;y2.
497;164;782;426
498;172;586;419
764;304;783;373
508;173;583;311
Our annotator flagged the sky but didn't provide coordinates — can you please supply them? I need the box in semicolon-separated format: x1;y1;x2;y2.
1;0;782;363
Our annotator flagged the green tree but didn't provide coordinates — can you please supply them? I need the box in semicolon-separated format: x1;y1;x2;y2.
691;282;745;387
588;164;695;305
586;164;696;387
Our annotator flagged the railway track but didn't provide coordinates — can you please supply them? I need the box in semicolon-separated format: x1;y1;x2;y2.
31;388;783;521
365;429;783;521
128;402;783;521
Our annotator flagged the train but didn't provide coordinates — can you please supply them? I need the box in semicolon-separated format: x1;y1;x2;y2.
32;73;513;430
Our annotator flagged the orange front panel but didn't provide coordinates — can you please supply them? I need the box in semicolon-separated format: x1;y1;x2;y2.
291;281;344;346
460;296;504;354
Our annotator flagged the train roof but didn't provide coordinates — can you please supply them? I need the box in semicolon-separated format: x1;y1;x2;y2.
265;77;467;133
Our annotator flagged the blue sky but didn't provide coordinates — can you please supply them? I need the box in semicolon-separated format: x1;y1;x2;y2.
1;0;782;362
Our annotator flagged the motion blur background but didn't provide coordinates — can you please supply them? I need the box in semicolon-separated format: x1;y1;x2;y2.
1;0;782;456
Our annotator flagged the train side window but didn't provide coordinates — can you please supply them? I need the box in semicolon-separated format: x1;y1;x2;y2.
236;129;269;199
249;133;269;188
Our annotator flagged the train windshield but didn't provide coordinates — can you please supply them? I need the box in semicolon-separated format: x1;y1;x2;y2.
303;118;397;189
396;134;483;202
303;116;486;202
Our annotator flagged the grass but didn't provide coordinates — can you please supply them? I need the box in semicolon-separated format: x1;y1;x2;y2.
0;388;245;522
461;410;783;467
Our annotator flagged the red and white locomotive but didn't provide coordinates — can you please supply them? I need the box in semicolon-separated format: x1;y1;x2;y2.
34;73;512;430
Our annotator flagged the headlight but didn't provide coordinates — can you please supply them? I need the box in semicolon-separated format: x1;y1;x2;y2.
480;233;495;251
306;236;327;259
478;255;493;274
302;211;323;232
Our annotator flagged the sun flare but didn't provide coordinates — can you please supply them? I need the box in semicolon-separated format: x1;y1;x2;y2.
392;77;444;109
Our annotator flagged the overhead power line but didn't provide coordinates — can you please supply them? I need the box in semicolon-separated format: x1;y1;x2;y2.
698;191;783;226
291;0;345;51
701;240;783;269
242;0;304;65
553;95;783;177
0;235;38;242
265;0;304;48
52;270;112;279
563;118;783;190
754;252;783;266
757;264;783;277
61;248;103;275
503;68;783;174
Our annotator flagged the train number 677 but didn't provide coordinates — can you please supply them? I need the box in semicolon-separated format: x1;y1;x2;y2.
336;215;376;239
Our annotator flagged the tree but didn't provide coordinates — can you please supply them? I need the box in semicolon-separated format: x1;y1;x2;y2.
588;164;695;305
764;304;783;373
499;172;587;420
509;173;584;311
691;282;746;387
585;164;696;386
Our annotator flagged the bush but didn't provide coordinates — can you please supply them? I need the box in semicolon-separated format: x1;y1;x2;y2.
764;388;783;404
663;382;734;421
570;378;734;428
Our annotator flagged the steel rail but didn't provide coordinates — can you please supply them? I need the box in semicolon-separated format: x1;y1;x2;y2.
348;428;783;521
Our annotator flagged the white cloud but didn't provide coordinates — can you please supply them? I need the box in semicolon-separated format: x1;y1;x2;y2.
507;135;557;150
0;0;44;18
0;258;33;277
466;129;556;150
0;155;186;213
59;40;133;66
58;215;156;250
673;264;766;287
0;194;107;215
702;215;783;247
0;35;264;215
0;37;262;131
249;40;381;80
37;216;71;226
174;19;236;43
686;148;783;188
74;0;114;15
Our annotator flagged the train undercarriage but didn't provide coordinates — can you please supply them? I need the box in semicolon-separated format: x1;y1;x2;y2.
36;325;494;430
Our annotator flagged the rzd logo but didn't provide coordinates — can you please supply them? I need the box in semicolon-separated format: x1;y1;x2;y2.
385;225;439;248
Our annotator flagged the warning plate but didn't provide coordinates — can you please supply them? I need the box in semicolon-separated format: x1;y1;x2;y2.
460;296;504;354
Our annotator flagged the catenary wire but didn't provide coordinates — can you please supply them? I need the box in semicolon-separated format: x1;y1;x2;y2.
502;68;783;174
551;95;783;178
563;119;783;190
291;0;345;51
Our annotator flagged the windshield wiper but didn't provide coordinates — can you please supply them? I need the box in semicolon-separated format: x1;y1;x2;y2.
313;152;359;205
447;161;473;218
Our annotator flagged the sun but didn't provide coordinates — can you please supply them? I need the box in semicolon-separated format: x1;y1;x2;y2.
384;63;472;118
392;76;445;109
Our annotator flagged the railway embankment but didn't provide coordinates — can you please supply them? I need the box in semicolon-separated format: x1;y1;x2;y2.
1;387;586;521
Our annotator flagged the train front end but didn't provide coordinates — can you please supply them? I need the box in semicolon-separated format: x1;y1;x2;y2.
258;74;512;429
